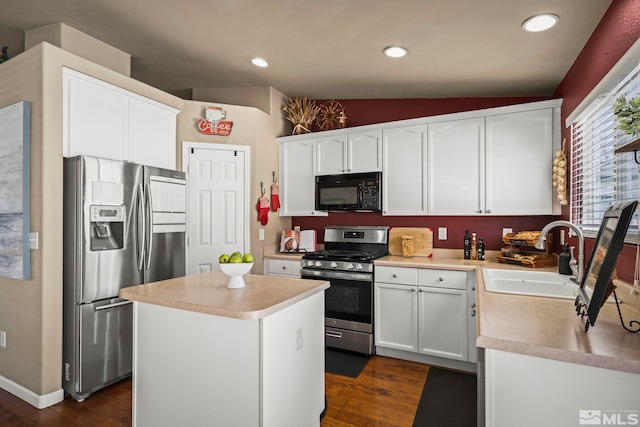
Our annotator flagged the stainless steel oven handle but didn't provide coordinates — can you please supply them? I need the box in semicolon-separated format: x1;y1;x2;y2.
326;331;343;339
301;269;372;282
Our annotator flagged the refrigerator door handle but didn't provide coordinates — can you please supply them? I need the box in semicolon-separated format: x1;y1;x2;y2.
136;183;145;271
94;300;133;311
145;183;154;270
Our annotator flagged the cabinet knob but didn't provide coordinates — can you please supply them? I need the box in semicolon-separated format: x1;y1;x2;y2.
471;303;476;308
476;209;482;214
486;209;492;214
392;274;397;278
472;286;476;291
412;288;417;292
282;266;287;270
438;277;444;281
471;309;476;317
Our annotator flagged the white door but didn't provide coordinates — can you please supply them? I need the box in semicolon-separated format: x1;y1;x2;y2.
184;143;249;275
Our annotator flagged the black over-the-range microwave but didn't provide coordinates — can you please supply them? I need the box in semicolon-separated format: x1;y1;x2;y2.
315;172;381;211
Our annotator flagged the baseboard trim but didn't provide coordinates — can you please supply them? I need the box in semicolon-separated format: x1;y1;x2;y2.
375;347;478;373
0;375;64;409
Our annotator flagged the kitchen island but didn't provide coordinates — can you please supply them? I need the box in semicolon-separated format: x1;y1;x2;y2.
119;271;329;427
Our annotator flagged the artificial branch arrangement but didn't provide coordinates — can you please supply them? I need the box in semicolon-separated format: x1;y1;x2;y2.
613;95;640;136
316;100;346;130
282;97;320;135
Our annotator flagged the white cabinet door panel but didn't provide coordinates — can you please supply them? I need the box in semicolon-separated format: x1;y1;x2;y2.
279;139;327;217
316;135;347;175
348;130;382;173
418;286;467;360
65;73;127;160
428;118;485;215
128;98;176;169
485;108;553;215
374;282;418;352
382;125;427;215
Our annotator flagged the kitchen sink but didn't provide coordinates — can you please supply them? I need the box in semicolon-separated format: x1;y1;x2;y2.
482;268;581;299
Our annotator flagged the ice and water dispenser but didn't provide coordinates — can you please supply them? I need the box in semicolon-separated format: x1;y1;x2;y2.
89;205;125;251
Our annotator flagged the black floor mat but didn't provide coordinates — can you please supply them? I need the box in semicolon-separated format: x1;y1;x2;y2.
325;349;370;378
413;367;477;427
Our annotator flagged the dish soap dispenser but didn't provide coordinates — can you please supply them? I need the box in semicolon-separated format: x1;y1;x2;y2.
559;243;572;275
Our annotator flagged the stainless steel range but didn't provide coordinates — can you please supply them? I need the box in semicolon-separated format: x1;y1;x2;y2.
301;225;389;355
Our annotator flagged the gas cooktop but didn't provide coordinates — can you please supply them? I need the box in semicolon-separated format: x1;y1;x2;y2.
302;250;387;263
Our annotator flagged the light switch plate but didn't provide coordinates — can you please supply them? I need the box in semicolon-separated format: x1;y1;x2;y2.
259;229;265;241
438;227;447;240
0;331;6;348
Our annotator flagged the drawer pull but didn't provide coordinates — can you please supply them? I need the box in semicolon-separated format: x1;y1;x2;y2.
438;277;444;281
392;274;397;278
326;331;342;339
282;265;287;270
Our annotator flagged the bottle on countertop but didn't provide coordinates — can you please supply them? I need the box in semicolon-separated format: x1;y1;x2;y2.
471;232;478;260
464;230;471;259
478;237;485;261
559;243;572;275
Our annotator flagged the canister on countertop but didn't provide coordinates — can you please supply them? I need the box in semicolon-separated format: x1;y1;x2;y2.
402;235;414;258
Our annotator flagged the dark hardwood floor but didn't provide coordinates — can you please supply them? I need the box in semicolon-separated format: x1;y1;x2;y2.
0;355;430;426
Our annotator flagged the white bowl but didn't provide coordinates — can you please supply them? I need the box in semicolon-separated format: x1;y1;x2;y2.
219;262;253;288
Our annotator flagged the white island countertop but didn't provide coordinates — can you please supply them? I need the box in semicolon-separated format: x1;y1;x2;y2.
119;271;329;320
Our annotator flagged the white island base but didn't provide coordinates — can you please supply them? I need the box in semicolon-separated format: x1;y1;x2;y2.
131;291;324;427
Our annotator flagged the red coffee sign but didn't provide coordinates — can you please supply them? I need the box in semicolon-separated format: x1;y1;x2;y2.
197;118;233;136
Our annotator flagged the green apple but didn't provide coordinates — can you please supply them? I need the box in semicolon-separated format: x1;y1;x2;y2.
229;254;243;263
218;254;230;263
231;251;242;258
242;253;254;263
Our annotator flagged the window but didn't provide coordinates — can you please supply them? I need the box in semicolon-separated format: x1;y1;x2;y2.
570;51;640;238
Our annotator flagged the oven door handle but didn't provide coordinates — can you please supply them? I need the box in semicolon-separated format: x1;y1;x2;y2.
326;330;343;339
301;269;372;282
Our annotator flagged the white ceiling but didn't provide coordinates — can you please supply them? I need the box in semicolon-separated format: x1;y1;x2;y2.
0;0;612;100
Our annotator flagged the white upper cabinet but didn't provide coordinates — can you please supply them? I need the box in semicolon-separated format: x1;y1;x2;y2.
428;118;485;215
347;130;383;173
63;68;179;169
64;71;128;161
316;130;382;175
279;138;327;217
277;99;561;217
316;135;347;175
485;108;553;215
382;125;427;215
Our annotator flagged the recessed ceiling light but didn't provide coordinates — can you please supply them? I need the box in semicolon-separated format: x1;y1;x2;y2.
251;58;269;67
522;14;559;32
383;46;408;58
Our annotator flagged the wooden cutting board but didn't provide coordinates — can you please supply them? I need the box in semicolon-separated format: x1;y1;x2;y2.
388;227;433;257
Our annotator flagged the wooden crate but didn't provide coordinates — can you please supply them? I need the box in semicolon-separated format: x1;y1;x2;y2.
496;252;557;268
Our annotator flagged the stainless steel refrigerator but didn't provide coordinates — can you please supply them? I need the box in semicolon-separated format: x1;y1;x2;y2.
63;155;186;401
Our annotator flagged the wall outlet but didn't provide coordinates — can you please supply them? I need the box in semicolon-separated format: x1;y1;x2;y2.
502;228;513;237
296;326;303;351
259;229;265;241
29;232;38;250
438;227;447;240
0;331;6;348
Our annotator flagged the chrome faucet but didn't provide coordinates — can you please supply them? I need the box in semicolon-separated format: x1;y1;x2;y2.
535;220;585;284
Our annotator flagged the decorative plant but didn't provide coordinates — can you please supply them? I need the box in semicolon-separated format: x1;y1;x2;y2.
613;95;640;136
281;97;320;135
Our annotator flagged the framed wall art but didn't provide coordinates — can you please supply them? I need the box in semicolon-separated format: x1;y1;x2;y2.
0;101;31;280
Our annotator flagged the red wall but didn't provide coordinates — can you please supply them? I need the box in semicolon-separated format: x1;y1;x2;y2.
292;0;640;281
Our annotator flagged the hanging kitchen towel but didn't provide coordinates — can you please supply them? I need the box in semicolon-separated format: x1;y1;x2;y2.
257;195;270;225
271;182;280;212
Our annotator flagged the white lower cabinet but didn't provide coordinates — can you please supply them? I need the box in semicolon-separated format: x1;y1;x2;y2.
375;265;476;371
263;258;302;278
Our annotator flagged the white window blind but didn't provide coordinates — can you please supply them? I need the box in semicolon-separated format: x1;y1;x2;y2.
570;58;640;237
